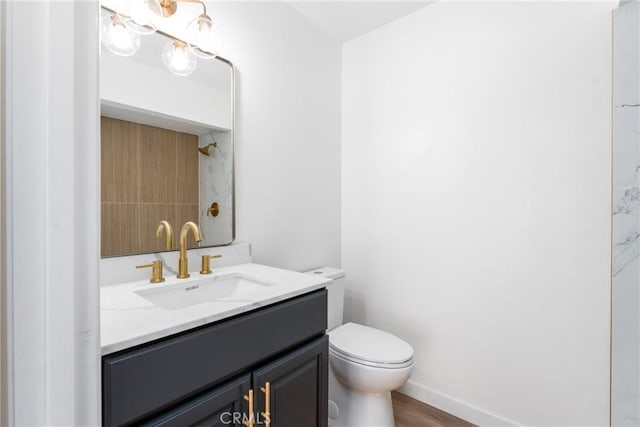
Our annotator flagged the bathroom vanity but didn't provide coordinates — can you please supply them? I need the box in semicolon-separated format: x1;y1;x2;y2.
96;12;333;425
101;258;331;427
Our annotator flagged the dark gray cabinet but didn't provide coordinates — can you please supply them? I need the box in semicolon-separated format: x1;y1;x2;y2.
103;289;328;427
142;375;251;427
253;337;328;427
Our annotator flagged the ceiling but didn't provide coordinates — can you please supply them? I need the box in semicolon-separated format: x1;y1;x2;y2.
288;1;434;42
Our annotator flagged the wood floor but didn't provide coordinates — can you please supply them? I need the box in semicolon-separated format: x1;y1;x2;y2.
391;391;476;427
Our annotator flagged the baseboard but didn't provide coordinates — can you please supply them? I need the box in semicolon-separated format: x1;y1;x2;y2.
398;380;522;427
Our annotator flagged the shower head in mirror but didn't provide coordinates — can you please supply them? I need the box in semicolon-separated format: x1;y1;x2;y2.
198;142;217;156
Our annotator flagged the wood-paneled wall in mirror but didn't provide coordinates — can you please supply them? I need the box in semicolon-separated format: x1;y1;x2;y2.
101;117;200;256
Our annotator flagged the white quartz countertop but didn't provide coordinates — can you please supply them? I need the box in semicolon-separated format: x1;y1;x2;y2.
101;263;330;355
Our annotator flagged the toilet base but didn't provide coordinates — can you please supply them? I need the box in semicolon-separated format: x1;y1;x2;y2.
329;366;396;427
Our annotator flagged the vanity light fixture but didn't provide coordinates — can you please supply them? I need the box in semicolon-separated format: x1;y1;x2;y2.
100;0;221;76
100;12;141;57
162;40;197;76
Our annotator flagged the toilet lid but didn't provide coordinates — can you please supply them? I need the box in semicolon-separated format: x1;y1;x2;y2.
329;322;413;365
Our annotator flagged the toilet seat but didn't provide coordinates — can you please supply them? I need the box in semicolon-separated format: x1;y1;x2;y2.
330;347;413;369
329;322;414;369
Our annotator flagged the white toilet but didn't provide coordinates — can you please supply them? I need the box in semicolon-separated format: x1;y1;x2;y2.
306;267;414;427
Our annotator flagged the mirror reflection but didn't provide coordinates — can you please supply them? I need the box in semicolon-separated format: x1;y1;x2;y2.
100;22;234;257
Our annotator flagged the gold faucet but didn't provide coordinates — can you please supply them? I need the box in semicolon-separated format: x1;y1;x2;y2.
156;220;174;250
177;221;202;279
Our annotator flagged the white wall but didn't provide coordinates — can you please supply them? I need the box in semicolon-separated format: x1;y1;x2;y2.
206;2;342;271
101;53;232;130
342;2;614;426
98;2;342;272
0;1;4;423
3;1;100;425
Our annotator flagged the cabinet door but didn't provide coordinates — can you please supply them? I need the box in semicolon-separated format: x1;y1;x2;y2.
142;375;251;427
253;336;328;427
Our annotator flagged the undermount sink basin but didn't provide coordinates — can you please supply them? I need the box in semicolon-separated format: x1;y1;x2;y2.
135;273;276;310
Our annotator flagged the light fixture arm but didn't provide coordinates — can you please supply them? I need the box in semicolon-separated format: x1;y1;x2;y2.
149;0;208;18
110;12;125;26
177;0;208;16
101;5;191;49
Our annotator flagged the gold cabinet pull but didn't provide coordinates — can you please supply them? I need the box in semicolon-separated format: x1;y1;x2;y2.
260;381;271;427
135;260;165;283
200;254;222;275
243;389;254;427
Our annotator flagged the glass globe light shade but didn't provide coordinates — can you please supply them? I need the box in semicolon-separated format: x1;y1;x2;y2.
162;40;198;76
100;14;140;57
186;14;218;59
125;0;158;35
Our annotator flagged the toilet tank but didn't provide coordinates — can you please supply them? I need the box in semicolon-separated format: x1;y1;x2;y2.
305;267;345;331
